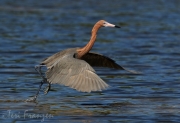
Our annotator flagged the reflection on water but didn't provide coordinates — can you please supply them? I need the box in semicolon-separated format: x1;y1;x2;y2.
0;0;180;122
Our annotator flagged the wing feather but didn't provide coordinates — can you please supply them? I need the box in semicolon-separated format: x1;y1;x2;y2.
46;56;109;92
90;80;95;91
75;77;81;90
81;52;140;74
81;52;124;69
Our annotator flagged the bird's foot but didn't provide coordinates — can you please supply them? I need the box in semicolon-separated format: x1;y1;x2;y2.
25;95;37;103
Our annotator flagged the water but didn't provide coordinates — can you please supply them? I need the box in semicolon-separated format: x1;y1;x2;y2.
0;0;180;122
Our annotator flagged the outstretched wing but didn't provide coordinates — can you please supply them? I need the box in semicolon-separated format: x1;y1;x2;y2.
81;52;140;74
46;55;109;92
81;52;125;69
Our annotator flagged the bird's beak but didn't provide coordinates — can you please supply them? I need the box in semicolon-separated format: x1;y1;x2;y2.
115;25;121;28
104;22;121;28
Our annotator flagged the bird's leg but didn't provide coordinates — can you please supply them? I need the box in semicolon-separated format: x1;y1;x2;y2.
25;80;44;102
35;65;51;94
43;82;51;95
25;65;47;102
35;65;46;80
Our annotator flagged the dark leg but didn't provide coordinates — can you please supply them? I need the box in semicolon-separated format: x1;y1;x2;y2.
25;65;47;102
25;80;44;102
35;65;51;94
44;82;51;95
35;65;46;80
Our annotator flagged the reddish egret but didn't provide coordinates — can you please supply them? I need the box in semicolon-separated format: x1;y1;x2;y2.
27;20;136;102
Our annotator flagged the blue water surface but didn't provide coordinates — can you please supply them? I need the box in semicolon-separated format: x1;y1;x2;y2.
0;0;180;122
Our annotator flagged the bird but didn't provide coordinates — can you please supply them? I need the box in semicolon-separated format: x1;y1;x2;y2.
26;20;137;102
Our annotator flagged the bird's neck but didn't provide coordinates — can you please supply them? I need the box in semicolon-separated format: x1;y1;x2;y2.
77;23;101;58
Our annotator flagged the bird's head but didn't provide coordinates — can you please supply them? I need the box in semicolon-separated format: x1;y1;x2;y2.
97;20;120;28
